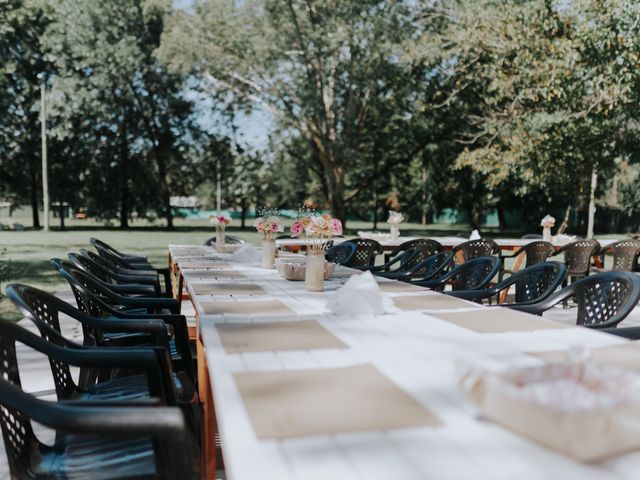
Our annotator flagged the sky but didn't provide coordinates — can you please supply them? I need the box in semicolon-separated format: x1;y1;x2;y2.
173;0;271;151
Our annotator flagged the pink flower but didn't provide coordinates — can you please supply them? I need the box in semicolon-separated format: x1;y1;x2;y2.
330;218;343;235
291;222;303;236
270;223;278;233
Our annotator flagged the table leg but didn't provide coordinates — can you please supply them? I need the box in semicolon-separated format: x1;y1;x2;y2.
198;332;218;480
498;250;525;304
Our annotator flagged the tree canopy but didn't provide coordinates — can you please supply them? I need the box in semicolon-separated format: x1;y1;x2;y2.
1;0;639;233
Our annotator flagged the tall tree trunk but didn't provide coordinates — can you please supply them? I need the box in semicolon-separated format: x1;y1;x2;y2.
240;198;248;229
119;115;130;229
30;165;40;228
318;148;347;228
59;202;65;230
497;205;507;231
153;149;174;230
467;206;481;231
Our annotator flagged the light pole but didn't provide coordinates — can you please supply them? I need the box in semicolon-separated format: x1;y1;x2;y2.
216;156;221;216
38;73;50;231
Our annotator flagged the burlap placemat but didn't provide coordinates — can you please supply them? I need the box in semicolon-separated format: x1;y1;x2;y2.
201;299;295;316
235;364;441;439
433;308;570;333
216;320;347;353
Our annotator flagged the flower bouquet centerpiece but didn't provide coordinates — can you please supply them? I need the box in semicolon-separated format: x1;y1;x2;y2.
387;211;404;241
254;207;284;269
540;215;555;242
290;210;343;291
209;215;231;249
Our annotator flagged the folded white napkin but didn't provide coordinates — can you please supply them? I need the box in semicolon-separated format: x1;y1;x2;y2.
231;244;261;263
469;229;481;240
327;271;396;316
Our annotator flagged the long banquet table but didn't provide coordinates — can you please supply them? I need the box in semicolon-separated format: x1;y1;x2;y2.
169;244;640;480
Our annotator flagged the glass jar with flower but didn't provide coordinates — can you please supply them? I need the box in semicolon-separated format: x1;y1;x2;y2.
209;215;231;249
254;207;284;268
291;212;343;291
387;211;404;241
540;215;555;242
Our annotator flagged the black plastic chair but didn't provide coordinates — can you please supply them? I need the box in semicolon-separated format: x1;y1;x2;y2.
0;377;199;480
366;247;419;275
382;238;442;265
597;239;640;272
0;316;178;405
373;250;450;280
451;238;500;265
384;251;455;282
7;284;179;387
90;237;149;264
80;250;169;295
325;242;357;266
550;239;601;282
448;262;567;305
412;256;501;291
51;263;195;383
507;271;640;329
498;241;555;281
54;259;179;315
344;239;384;269
92;245;172;293
69;252;161;297
203;235;246;246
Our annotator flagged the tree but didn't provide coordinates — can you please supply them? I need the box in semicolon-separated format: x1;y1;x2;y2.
159;0;424;225
43;0;212;228
417;0;640;232
0;0;52;228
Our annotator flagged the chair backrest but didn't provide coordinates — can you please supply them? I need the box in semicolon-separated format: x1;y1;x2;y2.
51;259;116;319
522;241;555;268
560;239;600;275
452;238;500;264
389;239;443;271
344;239;383;269
511;261;567;304
450;256;501;290
69;252;114;284
0;315;78;406
604;239;640;271
93;243;134;269
89;237;123;257
7;282;93;342
0;319;37;478
325;242;357;266
416;251;455;281
572;272;640;328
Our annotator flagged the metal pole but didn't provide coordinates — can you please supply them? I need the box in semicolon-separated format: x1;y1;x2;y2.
586;166;598;239
40;79;50;232
216;157;221;216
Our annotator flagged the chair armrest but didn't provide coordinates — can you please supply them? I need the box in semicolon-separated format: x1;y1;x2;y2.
446;288;498;301
111;294;179;314
108;283;158;296
505;287;574;315
498;247;524;260
50;345;176;402
600;327;640;339
84;317;169;345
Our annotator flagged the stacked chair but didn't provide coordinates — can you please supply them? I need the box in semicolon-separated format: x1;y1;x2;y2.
0;239;201;479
